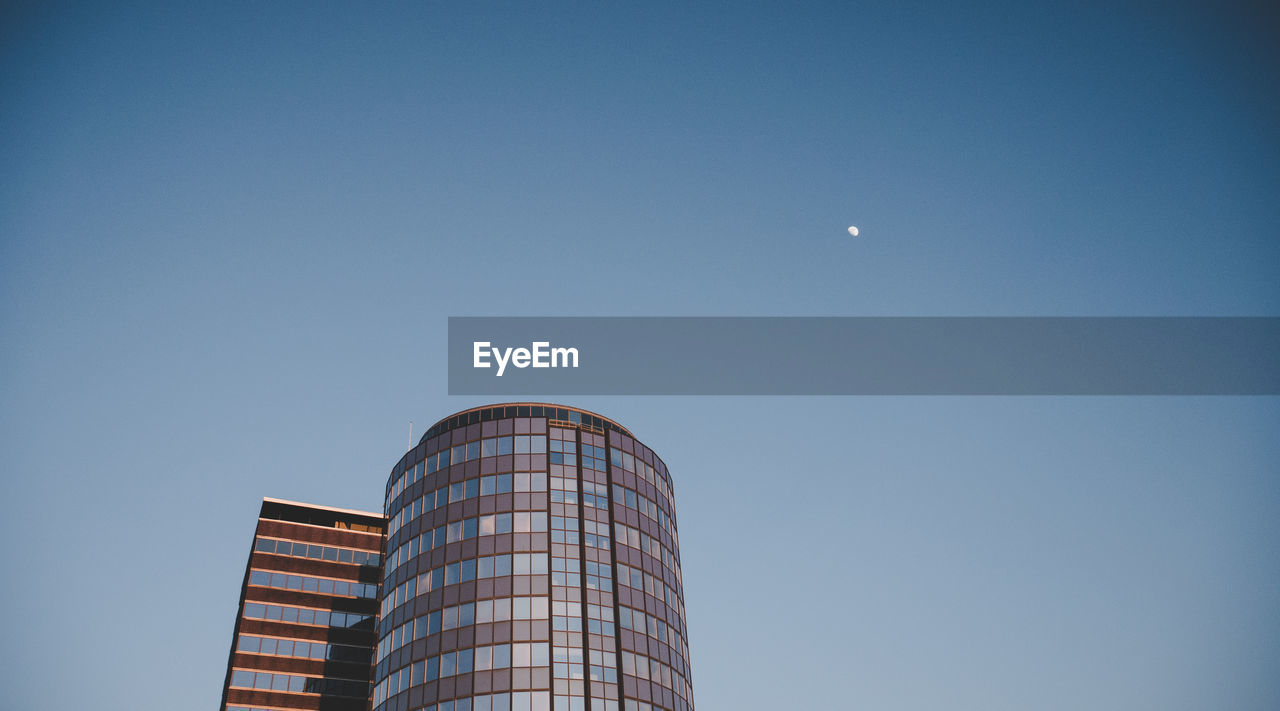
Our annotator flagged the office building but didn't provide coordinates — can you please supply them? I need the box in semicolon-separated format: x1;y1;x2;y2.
221;404;694;711
221;498;385;711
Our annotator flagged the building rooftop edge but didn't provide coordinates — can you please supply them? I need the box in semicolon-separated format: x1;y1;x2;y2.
261;496;384;520
416;402;635;446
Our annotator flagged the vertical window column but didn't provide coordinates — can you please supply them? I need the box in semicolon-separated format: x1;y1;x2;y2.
549;427;586;710
580;430;619;711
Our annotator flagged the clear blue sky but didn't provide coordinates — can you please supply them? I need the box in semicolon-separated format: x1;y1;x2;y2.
2;2;1277;709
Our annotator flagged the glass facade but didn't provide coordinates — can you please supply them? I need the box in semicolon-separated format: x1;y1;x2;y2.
376;404;693;711
220;499;385;711
221;404;693;711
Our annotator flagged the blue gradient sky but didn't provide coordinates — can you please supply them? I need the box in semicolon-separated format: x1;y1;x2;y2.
2;2;1277;709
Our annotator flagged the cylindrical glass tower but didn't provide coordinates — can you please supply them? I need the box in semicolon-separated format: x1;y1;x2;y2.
374;404;693;711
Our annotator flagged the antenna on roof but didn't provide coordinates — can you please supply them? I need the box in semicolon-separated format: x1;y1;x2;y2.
409;420;414;449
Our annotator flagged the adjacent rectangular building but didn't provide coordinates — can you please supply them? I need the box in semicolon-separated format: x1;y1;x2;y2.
220;498;386;711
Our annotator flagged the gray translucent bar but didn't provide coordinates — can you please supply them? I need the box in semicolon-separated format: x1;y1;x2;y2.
447;317;1280;395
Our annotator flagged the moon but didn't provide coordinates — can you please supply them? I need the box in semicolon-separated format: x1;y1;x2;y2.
848;226;859;237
